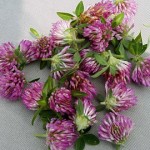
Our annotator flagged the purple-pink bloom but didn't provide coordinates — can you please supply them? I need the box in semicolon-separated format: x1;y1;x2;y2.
80;49;101;75
49;87;75;115
83;20;113;52
75;99;97;131
50;20;75;46
0;70;25;100
0;42;18;73
46;119;78;150
19;40;37;63
21;81;44;110
32;36;53;59
105;58;131;89
113;0;137;23
132;57;150;87
65;71;97;100
102;83;137;112
51;46;75;79
80;0;114;24
98;112;134;145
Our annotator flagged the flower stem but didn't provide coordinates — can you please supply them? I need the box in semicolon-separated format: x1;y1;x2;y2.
116;144;121;150
35;134;47;138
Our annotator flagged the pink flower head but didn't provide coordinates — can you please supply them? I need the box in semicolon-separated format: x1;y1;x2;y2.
75;99;97;131
51;20;75;46
65;71;97;100
132;57;150;87
113;0;137;23
19;40;37;63
21;81;44;110
102;83;137;112
80;49;101;74
83;20;113;52
49;87;75;115
98;112;134;145
46;119;78;150
80;0;114;24
105;55;131;89
32;36;53;59
51;46;75;79
0;42;18;73
0;70;25;100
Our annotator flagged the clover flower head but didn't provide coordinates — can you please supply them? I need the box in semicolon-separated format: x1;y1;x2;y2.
98;112;134;145
21;81;44;110
49;87;75;115
46;119;78;150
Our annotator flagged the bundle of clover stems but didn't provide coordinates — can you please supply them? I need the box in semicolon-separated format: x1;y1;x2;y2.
0;0;150;150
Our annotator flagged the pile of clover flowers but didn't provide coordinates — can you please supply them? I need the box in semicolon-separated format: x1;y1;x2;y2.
0;0;150;150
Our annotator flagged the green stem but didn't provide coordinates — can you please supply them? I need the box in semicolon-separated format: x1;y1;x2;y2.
35;134;47;138
116;144;121;150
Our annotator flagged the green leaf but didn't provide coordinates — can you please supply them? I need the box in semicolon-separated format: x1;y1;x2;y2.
14;47;26;70
91;66;109;78
29;78;40;83
72;90;87;98
76;99;84;116
32;107;43;125
74;52;81;62
75;1;84;17
112;13;124;28
94;53;107;66
83;134;100;145
57;12;74;20
80;41;90;50
30;28;40;38
96;105;105;112
116;144;121;150
109;66;118;76
74;137;85;150
135;32;142;43
40;61;47;70
100;16;106;24
42;76;55;98
95;94;105;102
39;110;58;129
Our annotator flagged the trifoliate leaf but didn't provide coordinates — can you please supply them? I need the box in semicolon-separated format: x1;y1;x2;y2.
91;66;109;78
135;32;142;43
72;90;87;98
57;12;74;20
75;1;84;17
112;13;124;28
74;137;85;150
30;28;40;38
94;53;107;66
95;94;105;102
83;134;100;145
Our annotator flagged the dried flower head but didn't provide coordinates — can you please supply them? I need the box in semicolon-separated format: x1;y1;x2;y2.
101;83;137;112
0;70;25;100
50;46;75;79
75;99;97;131
0;42;18;73
65;71;97;100
132;57;150;87
21;81;44;110
83;20;113;52
46;119;78;150
98;112;134;145
51;20;76;46
49;87;75;115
